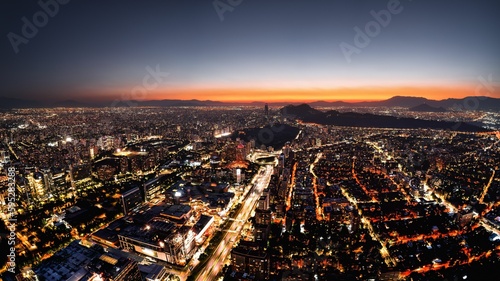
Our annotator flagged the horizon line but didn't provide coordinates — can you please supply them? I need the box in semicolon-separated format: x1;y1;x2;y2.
3;94;498;106
6;83;498;103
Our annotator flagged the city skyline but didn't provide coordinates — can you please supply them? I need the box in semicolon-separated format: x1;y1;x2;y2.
2;1;500;280
1;105;499;280
1;0;499;103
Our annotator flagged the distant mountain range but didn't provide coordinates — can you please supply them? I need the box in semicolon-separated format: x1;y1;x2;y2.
281;104;489;132
1;96;499;111
308;96;500;111
0;98;225;109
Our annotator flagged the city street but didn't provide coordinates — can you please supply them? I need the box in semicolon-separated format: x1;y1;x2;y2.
194;165;274;281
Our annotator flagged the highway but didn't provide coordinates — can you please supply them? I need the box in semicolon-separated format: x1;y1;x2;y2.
194;165;274;281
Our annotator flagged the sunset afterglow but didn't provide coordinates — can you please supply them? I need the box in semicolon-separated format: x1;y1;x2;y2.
141;85;486;103
2;1;500;280
2;0;498;103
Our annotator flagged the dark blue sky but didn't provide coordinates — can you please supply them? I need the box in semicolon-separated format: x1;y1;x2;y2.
1;0;499;102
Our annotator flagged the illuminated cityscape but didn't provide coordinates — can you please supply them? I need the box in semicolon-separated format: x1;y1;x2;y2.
1;0;500;280
0;103;499;281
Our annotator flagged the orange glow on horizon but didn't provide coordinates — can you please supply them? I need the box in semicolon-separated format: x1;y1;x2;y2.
146;85;490;103
82;84;498;103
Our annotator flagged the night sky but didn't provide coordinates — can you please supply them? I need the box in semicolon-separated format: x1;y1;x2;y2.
1;0;499;103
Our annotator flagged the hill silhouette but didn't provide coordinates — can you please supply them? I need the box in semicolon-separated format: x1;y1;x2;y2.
409;104;447;112
281;104;488;132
